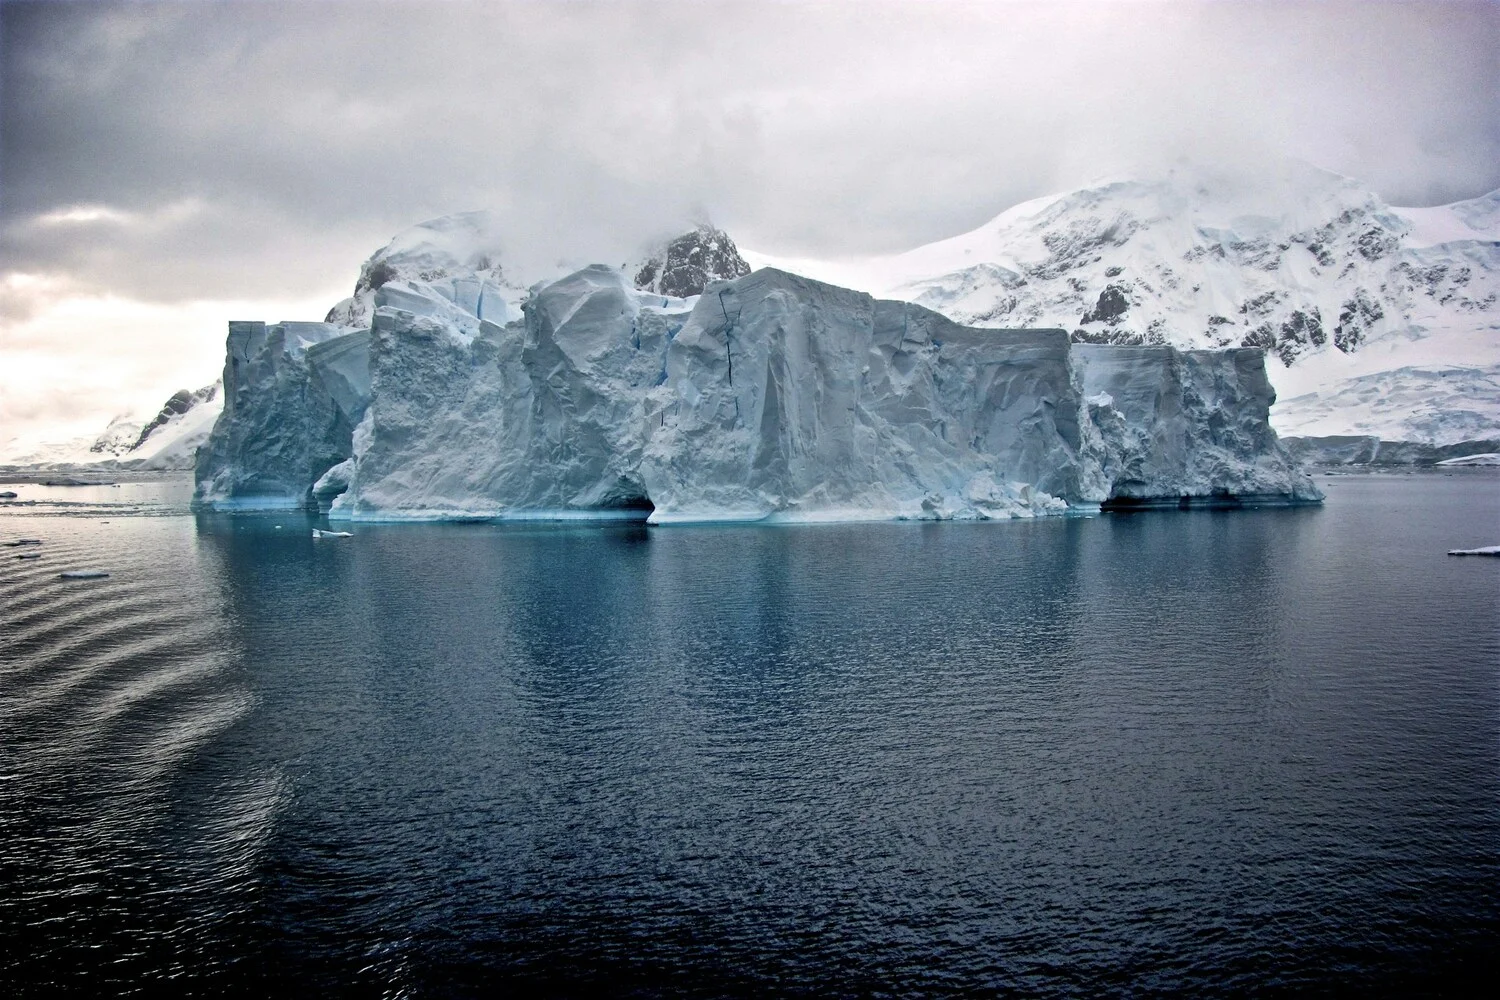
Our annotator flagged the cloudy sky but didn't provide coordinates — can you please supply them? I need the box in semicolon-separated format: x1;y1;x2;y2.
2;0;1498;449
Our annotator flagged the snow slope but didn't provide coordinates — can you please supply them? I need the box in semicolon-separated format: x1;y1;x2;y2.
745;161;1500;447
0;383;222;470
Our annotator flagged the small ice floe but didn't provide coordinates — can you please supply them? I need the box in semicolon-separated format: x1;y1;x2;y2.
3;539;42;547
59;570;110;579
312;528;353;539
1447;545;1500;557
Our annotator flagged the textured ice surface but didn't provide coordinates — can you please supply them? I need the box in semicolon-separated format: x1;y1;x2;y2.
198;261;1318;520
194;321;369;505
1074;344;1317;503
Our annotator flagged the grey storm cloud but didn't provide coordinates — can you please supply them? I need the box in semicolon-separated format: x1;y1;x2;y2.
2;0;1499;307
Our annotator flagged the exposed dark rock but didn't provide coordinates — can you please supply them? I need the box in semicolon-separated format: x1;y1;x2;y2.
1356;226;1398;261
634;225;751;298
1241;308;1324;365
131;384;218;450
1081;284;1130;325
358;259;398;294
1303;240;1335;267
1239;291;1281;318
1334;290;1383;353
1071;327;1146;346
1282;308;1326;350
1031;214;1139;279
1240;323;1276;351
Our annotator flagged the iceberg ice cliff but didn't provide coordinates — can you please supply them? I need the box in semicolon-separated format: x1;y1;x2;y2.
195;217;1319;521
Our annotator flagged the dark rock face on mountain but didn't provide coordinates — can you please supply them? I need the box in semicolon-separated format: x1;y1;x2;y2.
132;384;218;450
634;225;751;298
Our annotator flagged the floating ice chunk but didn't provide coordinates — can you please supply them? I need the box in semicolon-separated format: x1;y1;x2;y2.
312;528;353;538
3;539;42;547
1447;545;1500;557
59;570;109;579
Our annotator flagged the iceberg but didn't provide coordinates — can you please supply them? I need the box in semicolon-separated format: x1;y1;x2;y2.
193;321;369;507
195;227;1320;522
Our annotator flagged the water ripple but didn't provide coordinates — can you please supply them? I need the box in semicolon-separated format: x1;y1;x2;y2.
2;473;1499;994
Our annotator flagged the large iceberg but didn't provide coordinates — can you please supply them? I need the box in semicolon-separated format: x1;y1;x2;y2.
194;230;1320;521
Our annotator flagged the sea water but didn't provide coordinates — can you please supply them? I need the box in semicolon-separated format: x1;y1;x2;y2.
2;471;1497;995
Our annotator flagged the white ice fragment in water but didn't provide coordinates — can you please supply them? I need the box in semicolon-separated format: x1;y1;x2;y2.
312;528;353;538
1447;545;1500;557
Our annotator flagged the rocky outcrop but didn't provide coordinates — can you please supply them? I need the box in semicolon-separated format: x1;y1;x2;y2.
633;224;752;298
132;384;218;450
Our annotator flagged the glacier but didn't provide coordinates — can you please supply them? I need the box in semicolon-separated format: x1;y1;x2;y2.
193;219;1320;522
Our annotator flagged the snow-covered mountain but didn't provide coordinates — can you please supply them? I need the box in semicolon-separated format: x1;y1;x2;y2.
1;383;222;470
745;162;1500;448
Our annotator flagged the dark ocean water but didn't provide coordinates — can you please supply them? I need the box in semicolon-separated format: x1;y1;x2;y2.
1;471;1497;996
